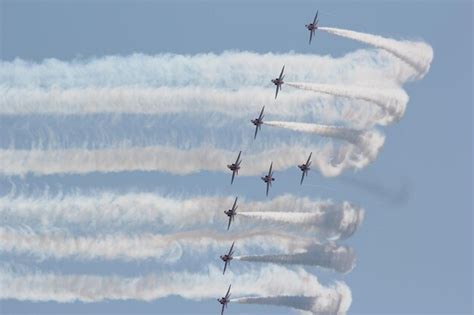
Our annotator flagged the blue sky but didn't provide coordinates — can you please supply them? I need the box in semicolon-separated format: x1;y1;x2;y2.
0;0;472;314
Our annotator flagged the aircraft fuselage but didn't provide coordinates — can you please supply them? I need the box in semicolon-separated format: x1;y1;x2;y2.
220;254;232;262
272;78;283;86
224;209;236;217
251;118;263;126
298;164;310;172
227;164;240;172
261;175;275;183
306;23;318;31
218;297;229;305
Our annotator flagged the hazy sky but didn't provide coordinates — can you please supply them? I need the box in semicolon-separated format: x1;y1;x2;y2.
0;0;472;314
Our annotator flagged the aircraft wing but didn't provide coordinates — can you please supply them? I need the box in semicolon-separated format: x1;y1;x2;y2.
279;66;285;80
226;285;231;298
268;162;273;176
266;181;270;196
313;10;318;24
228;241;235;255
235;151;242;164
306;152;312;165
275;85;279;99
223;261;228;275
259;106;265;119
221;303;225;315
300;171;305;185
232;197;238;210
309;30;313;44
227;216;232;230
254;125;259;139
231;171;236;184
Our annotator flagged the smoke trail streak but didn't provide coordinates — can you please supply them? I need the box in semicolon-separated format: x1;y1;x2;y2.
0;228;310;262
319;27;433;79
0;87;333;117
0;193;360;235
287;82;409;124
0;139;384;177
0;265;350;313
235;243;355;274
239;204;364;240
265;120;363;143
234;282;351;315
0;50;407;89
263;121;385;167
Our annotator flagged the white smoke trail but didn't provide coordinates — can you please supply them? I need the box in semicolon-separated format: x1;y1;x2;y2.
0;264;350;313
263;121;385;169
0;193;360;235
0;228;309;262
0;86;353;119
319;27;433;79
234;282;351;315
265;121;362;143
239;203;364;240
235;243;355;274
0;50;408;89
287;82;409;125
0;139;384;177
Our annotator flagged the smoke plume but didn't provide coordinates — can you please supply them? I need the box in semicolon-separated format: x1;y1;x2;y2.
235;243;356;273
319;27;433;79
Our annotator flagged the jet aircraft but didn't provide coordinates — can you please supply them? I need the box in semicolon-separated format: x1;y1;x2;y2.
224;197;238;230
220;241;235;274
217;285;232;315
227;151;242;184
298;152;312;185
305;10;319;44
271;66;285;99
251;106;265;139
261;162;275;197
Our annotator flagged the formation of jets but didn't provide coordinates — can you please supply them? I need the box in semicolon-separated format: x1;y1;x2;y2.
226;152;313;195
219;10;320;314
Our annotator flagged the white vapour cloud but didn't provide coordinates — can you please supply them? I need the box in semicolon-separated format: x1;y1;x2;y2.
0;86;368;120
234;281;351;315
0;50;408;89
0;264;351;314
0;193;361;236
287;82;409;125
319;27;433;79
239;201;364;240
265;121;362;143
0;228;309;262
0;137;384;177
263;121;385;169
235;243;356;274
